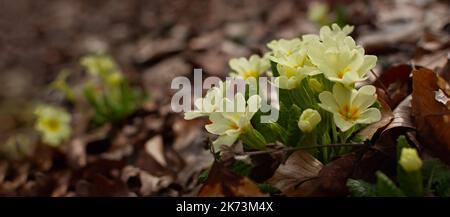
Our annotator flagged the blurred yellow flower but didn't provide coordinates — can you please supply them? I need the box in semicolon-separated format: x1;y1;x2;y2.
80;54;117;78
34;105;71;147
229;55;270;80
318;84;381;132
399;148;423;172
298;109;321;133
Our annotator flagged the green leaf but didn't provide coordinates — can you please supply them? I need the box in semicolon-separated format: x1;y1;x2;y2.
286;104;303;147
229;161;253;177
347;179;376;197
198;170;209;183
375;171;405;197
257;183;280;194
423;159;450;196
251;110;283;143
270;60;279;77
240;126;267;150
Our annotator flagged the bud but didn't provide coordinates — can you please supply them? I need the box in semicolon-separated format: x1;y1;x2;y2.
308;78;322;93
399;148;423;172
298;109;321;133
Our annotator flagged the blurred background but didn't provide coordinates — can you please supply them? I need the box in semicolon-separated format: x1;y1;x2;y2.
0;0;449;196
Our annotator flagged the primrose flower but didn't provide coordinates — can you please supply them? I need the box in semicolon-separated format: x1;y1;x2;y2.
205;93;261;152
34;105;71;147
298;109;322;133
267;38;302;56
105;72;124;86
80;54;117;77
229;55;270;80
269;38;320;89
320;24;354;46
318;84;381;132
184;81;232;120
399;148;423;172
307;25;376;87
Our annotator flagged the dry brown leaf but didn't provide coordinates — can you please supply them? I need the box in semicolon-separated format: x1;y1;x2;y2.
198;161;267;197
412;67;450;164
267;150;323;197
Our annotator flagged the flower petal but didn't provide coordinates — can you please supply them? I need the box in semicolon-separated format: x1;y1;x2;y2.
356;108;381;124
333;114;354;132
352;85;377;110
318;91;339;112
212;133;240;153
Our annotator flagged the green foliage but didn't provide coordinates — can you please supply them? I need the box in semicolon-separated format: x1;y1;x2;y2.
197;170;209;184
81;54;145;126
423;159;450;196
229;160;253;177
256;183;280;194
348;135;450;197
375;171;405;197
346;179;376;197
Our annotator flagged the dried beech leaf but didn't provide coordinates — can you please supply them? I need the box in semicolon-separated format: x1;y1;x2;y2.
412;67;450;163
267;150;323;197
198;162;267;197
382;95;415;133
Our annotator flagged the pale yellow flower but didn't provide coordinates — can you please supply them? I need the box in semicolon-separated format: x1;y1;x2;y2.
399;148;423;172
229;55;270;80
80;54;117;77
320;24;354;47
267;38;302;56
306;25;376;87
307;38;376;86
269;38;320;89
307;2;329;25
298;109;322;133
184;81;232;120
318;84;381;132
34;105;71;147
205;93;261;152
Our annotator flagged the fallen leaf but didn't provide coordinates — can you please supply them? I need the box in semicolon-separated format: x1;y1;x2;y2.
412;67;450;163
198;161;267;197
267;150;323;197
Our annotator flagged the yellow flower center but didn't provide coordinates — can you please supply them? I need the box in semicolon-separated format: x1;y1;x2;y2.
243;70;258;79
337;66;352;79
43;118;61;132
229;122;239;130
338;104;360;121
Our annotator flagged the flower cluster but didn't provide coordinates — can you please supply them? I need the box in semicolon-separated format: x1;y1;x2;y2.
184;24;382;160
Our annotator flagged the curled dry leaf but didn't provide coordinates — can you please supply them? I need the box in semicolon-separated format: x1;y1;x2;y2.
198;161;267;197
267;150;323;197
412;67;450;164
372;64;413;108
